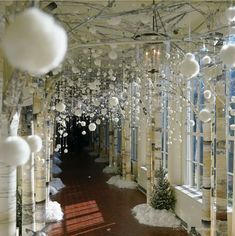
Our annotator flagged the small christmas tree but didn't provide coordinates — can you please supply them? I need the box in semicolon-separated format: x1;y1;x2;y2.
150;165;176;211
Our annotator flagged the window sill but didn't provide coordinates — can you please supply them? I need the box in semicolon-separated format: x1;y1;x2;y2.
175;185;233;212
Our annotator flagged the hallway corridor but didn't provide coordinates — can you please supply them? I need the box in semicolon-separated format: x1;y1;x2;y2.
48;151;188;236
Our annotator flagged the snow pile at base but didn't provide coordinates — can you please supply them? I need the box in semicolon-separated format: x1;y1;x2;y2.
53;156;62;165
107;175;137;189
103;166;118;174
132;204;180;228
94;157;109;163
88;151;98;157
53;164;62;175
49;178;65;195
46;200;63;223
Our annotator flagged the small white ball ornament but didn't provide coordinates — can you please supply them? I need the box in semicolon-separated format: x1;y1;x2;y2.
55;102;66;112
198;108;211;123
81;121;86;127
101;108;107;115
189;120;195;126
201;55;211;65
2;8;67;75
0;136;30;166
96;119;101;125
108;50;118;60
75;109;82;117
179;53;200;78
26;135;42;153
109;97;119;107
230;124;235;130
204;90;212;100
64;149;68;153
88;123;96;132
220;44;235;66
82;131;86;135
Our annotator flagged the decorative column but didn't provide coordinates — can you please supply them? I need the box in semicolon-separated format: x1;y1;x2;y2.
201;121;212;236
113;127;118;169
146;121;152;204
34;113;46;231
108;122;114;167
21;107;36;235
215;81;227;236
153;107;162;185
0;55;18;236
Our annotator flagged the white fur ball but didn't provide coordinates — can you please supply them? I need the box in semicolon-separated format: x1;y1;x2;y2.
220;44;235;66
179;53;200;78
0;136;30;166
109;97;119;107
55;102;66;112
201;55;211;65
204;90;212;100
82;131;86;135
26;135;42;153
198;108;211;123
88;123;96;131
2;8;67;75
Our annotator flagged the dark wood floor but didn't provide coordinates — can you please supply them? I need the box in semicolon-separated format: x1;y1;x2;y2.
48;150;188;236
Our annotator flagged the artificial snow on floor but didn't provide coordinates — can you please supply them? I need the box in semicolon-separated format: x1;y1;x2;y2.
107;175;137;189
49;178;65;195
53;164;62;175
103;165;118;174
94;157;109;163
46;200;63;223
132;204;181;228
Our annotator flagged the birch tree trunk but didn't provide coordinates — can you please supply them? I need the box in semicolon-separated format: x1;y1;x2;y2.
215;82;227;236
34;113;47;231
201;122;212;236
0;56;17;236
20;107;35;235
113;127;118;169
108;122;114;167
146;121;152;204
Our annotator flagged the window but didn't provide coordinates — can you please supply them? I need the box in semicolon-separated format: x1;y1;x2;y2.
186;77;204;190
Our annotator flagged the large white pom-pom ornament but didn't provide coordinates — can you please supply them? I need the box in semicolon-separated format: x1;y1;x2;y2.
109;97;119;107
204;90;212;100
26;135;42;153
2;8;67;75
0;136;30;166
88;123;96;132
226;6;235;22
198;108;211;123
55;102;66;112
220;44;235;66
179;53;200;78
